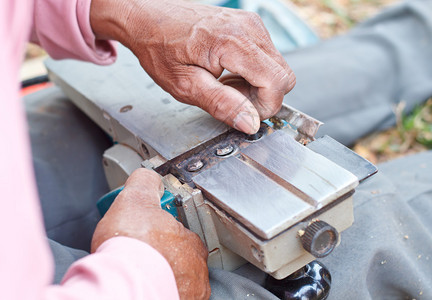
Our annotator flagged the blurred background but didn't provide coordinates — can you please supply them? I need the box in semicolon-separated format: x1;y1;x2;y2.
22;0;431;164
286;0;432;164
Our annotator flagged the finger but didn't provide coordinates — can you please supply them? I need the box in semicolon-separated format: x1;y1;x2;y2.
219;74;253;104
172;66;261;134
219;73;294;120
217;42;295;118
244;12;294;75
219;74;271;119
256;40;296;92
118;168;164;209
255;42;296;95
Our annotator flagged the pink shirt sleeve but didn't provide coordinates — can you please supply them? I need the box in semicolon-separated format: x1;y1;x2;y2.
31;0;117;64
0;0;179;299
46;237;180;300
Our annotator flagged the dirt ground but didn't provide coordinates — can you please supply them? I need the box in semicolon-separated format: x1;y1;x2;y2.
286;0;398;38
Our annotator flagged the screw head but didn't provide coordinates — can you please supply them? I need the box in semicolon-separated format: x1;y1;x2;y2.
187;159;204;172
246;126;265;142
215;144;234;156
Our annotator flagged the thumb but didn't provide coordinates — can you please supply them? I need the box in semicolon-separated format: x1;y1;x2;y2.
184;67;261;134
91;169;165;252
115;168;165;210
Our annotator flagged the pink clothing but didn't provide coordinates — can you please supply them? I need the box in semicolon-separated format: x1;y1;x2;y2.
0;0;179;299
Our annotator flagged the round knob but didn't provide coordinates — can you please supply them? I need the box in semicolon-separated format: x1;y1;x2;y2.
300;220;339;258
265;261;332;300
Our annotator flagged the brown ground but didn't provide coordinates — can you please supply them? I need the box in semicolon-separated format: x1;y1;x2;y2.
287;0;397;38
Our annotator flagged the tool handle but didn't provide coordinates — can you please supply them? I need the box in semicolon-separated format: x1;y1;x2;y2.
97;186;178;219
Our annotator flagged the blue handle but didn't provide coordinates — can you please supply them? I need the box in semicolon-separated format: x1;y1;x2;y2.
97;186;178;219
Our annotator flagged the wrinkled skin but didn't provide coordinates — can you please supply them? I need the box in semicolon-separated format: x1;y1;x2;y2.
91;0;295;134
90;0;296;299
91;169;210;299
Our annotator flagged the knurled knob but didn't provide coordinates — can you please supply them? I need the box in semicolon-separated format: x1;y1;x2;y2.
300;220;339;258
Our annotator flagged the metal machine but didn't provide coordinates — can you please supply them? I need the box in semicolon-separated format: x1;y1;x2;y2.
46;45;376;298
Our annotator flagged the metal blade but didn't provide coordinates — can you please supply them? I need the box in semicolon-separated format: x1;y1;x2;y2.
193;130;358;239
306;135;378;182
275;104;323;142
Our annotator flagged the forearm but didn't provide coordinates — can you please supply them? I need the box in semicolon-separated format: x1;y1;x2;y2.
31;0;116;64
46;237;179;300
90;0;157;48
90;0;135;43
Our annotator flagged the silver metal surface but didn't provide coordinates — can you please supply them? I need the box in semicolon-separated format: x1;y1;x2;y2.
275;104;323;141
46;41;375;279
194;156;312;239
160;164;355;278
46;45;228;160
242;131;358;207
306;135;378;182
193;130;358;239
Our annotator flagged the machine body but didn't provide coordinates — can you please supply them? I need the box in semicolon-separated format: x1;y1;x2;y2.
46;46;376;279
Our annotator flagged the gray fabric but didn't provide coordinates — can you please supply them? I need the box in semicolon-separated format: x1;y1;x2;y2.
321;152;432;300
49;239;88;284
208;153;432;300
26;87;111;251
209;268;277;300
283;0;432;146
25;0;432;298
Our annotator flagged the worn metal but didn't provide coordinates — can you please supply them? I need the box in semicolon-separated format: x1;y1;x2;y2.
206;195;354;278
246;125;267;141
46;47;377;280
241;131;358;207
306;135;378;182
45;45;229;161
186;159;205;172
275;104;323;143
215;144;235;157
193;130;358;239
155;123;274;183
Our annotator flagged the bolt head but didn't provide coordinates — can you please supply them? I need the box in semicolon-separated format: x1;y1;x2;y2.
187;159;204;172
216;144;234;156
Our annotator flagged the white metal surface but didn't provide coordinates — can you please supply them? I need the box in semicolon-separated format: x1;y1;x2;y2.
193;130;358;239
46;45;228;161
46;48;367;279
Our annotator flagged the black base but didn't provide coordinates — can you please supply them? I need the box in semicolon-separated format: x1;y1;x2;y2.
265;261;331;300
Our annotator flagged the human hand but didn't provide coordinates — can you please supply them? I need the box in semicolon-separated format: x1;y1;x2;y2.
90;0;295;134
91;169;210;299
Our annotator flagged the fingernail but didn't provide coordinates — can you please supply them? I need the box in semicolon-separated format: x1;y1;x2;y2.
233;112;259;134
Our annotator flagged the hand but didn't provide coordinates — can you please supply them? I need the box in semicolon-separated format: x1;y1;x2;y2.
91;169;210;299
90;0;296;134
